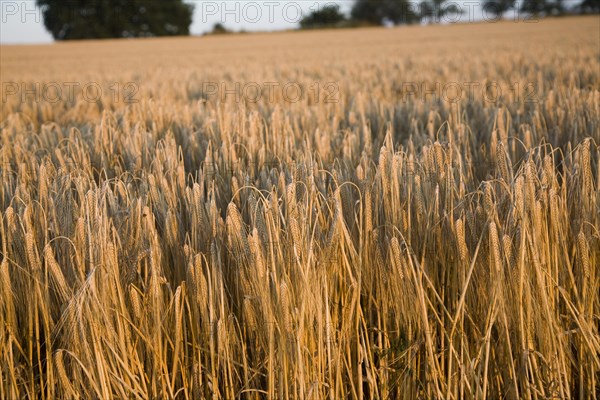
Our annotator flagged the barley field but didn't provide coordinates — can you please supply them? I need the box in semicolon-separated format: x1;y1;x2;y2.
1;16;599;399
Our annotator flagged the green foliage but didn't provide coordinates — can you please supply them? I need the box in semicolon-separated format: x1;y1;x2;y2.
482;0;516;17
36;0;194;40
419;0;463;22
351;0;420;25
520;0;565;15
210;23;230;35
578;0;600;12
300;5;346;29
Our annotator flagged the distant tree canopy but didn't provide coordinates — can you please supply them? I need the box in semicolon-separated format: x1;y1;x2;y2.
520;0;565;14
578;0;600;12
36;0;194;40
419;0;463;23
209;23;230;35
349;0;596;25
300;5;346;29
482;0;516;17
351;0;420;25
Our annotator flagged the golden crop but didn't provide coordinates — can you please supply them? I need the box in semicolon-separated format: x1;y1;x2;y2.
1;16;599;399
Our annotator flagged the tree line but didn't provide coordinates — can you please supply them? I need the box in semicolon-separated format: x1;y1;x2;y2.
303;0;599;28
36;0;599;40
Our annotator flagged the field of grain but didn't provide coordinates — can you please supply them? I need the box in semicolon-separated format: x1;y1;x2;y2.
1;16;599;399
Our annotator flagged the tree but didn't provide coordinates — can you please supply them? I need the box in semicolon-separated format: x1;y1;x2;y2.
351;0;420;25
520;0;564;15
419;0;463;23
419;1;435;22
36;0;194;40
578;0;599;13
210;23;230;35
548;0;566;14
300;5;346;29
520;0;545;14
482;0;516;18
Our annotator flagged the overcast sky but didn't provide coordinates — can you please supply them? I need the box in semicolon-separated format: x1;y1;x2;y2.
0;1;527;45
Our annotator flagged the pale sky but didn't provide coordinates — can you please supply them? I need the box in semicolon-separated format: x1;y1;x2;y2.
0;1;527;45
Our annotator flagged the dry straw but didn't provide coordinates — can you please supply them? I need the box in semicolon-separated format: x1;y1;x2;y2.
1;17;598;399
